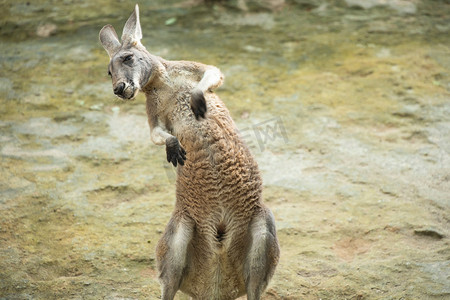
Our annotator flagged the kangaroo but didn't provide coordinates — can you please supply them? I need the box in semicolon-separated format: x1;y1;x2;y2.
99;5;279;300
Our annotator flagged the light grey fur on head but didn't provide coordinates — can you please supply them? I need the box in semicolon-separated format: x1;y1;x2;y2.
99;4;142;58
121;4;142;46
99;25;120;58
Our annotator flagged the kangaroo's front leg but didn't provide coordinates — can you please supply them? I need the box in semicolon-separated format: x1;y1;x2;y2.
156;215;194;300
190;66;223;119
165;135;186;167
146;98;186;167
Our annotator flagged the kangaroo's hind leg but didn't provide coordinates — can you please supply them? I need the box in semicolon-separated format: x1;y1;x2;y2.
244;207;280;300
156;214;194;300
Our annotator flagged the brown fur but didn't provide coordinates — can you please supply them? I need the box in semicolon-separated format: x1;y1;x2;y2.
99;5;280;300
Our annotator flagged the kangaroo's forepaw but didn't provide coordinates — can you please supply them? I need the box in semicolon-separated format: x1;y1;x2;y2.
190;89;207;120
166;137;186;167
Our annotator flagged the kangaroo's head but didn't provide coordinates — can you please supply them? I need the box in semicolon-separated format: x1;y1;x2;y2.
99;4;153;100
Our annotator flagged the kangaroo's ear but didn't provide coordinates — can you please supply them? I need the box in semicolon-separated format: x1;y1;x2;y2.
122;4;142;46
99;25;121;59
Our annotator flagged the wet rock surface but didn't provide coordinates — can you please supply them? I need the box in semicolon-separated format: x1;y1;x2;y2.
1;0;449;299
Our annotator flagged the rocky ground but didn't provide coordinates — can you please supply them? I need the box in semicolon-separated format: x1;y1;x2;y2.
0;0;449;299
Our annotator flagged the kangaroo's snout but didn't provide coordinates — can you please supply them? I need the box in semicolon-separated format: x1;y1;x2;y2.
112;81;137;100
114;82;126;96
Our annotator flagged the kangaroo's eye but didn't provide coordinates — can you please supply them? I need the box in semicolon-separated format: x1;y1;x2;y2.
108;70;112;77
123;55;133;62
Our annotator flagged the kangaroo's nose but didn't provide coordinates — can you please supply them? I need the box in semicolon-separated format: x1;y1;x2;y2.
114;82;125;95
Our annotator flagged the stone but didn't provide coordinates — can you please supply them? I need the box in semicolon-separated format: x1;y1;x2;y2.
345;0;417;14
36;23;57;37
414;227;445;239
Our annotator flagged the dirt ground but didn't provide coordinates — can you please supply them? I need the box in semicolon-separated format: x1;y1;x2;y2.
1;0;449;299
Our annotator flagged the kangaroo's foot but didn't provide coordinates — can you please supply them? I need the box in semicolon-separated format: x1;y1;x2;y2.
166;136;186;167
